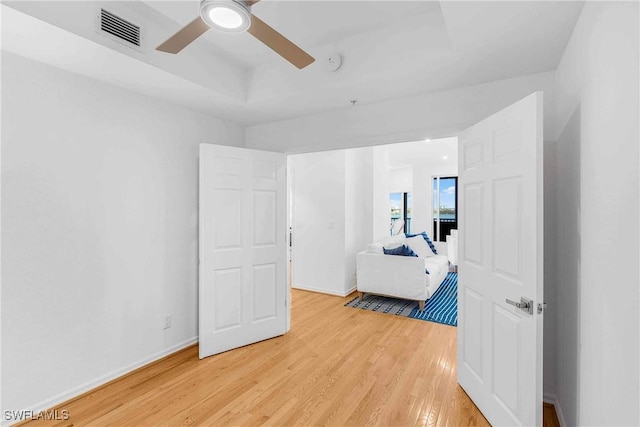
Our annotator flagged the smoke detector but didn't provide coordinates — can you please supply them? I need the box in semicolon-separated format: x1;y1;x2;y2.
327;54;342;72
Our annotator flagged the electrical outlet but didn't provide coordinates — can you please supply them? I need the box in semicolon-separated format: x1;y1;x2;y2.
163;314;172;330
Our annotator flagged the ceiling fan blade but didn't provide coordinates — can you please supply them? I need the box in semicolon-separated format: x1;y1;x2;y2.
247;14;315;69
245;0;261;5
156;17;210;54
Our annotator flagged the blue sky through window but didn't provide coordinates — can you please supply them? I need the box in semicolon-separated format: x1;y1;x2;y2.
390;193;411;215
439;178;456;209
434;178;457;223
390;192;402;209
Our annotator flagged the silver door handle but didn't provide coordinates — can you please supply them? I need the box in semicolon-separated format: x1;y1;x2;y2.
505;298;528;309
506;297;534;315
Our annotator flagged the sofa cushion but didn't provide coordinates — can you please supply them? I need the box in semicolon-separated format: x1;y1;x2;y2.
406;231;438;255
380;234;406;249
406;235;435;258
383;244;418;257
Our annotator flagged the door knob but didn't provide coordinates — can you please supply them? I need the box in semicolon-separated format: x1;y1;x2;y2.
506;297;534;315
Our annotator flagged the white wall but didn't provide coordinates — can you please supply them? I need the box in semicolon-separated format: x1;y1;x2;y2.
1;53;244;418
553;2;639;425
411;164;430;235
372;146;391;241
389;167;413;193
245;71;556;153
345;148;374;290
290;150;347;296
290;148;375;296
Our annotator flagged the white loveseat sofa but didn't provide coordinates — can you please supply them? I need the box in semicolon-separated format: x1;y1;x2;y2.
356;233;449;310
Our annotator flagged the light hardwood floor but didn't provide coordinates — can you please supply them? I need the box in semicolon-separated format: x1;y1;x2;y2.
22;289;557;426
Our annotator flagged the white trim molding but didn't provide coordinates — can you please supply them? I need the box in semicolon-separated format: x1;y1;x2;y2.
292;284;356;298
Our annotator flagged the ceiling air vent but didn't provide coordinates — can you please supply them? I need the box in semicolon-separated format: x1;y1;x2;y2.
98;8;143;50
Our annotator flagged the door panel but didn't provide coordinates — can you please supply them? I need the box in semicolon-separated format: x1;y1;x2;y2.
458;92;543;426
492;305;520;415
253;190;276;246
212;268;242;331
199;144;287;358
493;178;522;278
213;189;243;249
252;263;277;322
463;183;484;266
463;288;484;379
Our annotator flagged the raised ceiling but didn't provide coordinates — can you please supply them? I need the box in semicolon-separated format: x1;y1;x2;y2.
1;1;584;126
144;1;440;68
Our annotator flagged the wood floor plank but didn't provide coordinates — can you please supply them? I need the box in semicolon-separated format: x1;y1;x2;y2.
543;402;561;427
20;289;549;426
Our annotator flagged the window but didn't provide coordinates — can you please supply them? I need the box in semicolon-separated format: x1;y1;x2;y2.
433;176;458;241
390;192;412;235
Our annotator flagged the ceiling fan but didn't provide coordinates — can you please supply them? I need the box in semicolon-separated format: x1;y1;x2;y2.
156;0;315;69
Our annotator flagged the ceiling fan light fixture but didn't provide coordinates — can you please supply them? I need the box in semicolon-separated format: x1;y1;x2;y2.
200;0;251;33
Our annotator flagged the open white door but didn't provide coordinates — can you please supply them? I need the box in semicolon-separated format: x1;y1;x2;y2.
457;92;544;426
199;144;288;359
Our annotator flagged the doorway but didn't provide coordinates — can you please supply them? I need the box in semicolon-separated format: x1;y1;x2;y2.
199;92;544;427
287;137;458;297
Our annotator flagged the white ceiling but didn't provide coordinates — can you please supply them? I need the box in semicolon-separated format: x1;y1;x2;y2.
1;1;584;126
388;137;458;169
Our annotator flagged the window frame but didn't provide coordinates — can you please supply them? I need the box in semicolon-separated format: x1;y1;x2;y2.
432;176;458;242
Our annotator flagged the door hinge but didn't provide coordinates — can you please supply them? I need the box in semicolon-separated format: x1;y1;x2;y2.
537;302;547;314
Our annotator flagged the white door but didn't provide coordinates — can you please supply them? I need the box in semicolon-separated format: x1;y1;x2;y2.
199;144;288;359
457;92;544;426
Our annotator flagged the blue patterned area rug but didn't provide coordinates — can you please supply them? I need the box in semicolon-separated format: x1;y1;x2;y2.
344;272;457;327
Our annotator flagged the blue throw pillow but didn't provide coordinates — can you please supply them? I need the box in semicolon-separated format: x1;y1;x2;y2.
406;231;438;254
383;244;418;257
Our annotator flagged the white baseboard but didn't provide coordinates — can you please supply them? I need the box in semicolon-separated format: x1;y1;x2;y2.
3;337;198;427
543;392;567;427
292;284;355;297
344;285;356;296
